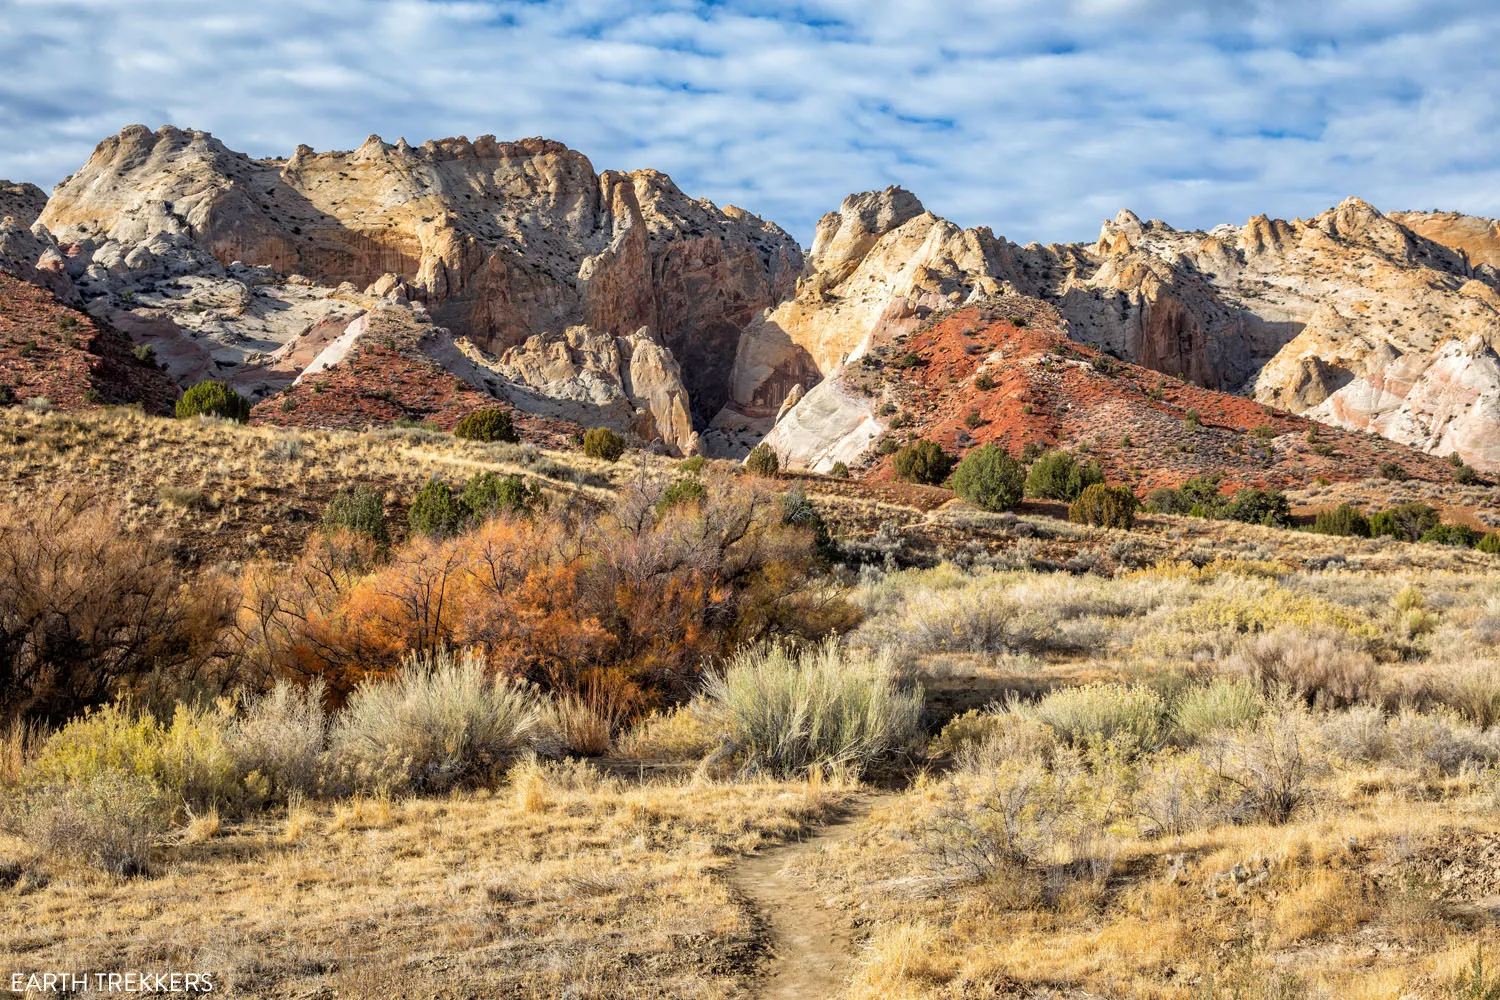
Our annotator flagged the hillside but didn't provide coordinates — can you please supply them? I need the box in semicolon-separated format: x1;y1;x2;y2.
0;272;175;413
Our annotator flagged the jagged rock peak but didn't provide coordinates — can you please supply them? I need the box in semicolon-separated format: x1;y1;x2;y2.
810;185;927;276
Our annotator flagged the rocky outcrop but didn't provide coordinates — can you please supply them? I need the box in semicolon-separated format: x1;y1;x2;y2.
1391;211;1500;271
0;182;46;226
36;125;801;442
737;184;1500;473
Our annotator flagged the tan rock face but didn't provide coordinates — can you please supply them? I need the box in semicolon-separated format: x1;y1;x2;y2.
1391;211;1500;271
39;126;801;429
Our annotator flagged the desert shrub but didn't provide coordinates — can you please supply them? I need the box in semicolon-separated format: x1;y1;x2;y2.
829;461;850;478
1016;683;1168;754
1315;705;1391;765
1386;708;1500;776
680;455;707;475
893;440;953;485
581;426;625;462
1224;628;1377;709
1369;503;1439;542
407;479;463;537
1454;463;1482;485
27;702;243;810
460;471;540;523
922;759;1071;880
453;407;518;443
745;442;779;477
1440;662;1500;729
1421;523;1482;548
1173;678;1264;741
1068;484;1137;529
330;647;548;794
950;444;1024;512
1378;460;1409;481
322;485;388;545
1024;450;1103;502
929;708;1013;759
176;380;250;422
1479;533;1500;555
1312;504;1369;537
658;476;708;512
700;639;923;777
615;704;716;761
1144;476;1224;516
539;690;622;757
892;587;1053;656
1221;488;1291;528
229;679;328;800
1212;710;1316;824
0;493;209;721
0;385;13;406
3;773;170;876
1134;749;1223;836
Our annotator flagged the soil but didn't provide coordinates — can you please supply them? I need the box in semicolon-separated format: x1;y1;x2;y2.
731;795;881;999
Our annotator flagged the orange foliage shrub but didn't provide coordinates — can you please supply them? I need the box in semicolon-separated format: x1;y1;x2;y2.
247;473;856;714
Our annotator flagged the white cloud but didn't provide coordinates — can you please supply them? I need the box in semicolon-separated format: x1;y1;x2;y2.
0;0;1497;244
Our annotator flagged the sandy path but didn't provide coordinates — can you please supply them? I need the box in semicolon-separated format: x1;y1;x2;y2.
731;796;876;1000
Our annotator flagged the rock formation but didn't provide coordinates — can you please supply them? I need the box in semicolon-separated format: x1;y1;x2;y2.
0;126;811;452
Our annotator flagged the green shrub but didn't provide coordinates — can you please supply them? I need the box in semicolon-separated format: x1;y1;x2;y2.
1370;503;1440;542
1421;523;1482;548
27;702;242;810
460;471;540;523
1145;476;1224;516
658;476;708;512
893;440;953;485
1016;682;1167;754
1068;483;1137;529
1312;504;1369;537
680;454;707;475
0;385;13;406
1455;464;1483;486
1379;460;1409;481
408;478;462;537
829;461;850;479
1221;488;1291;528
1479;533;1500;555
745;443;779;477
1174;679;1264;741
176;380;250;422
453;407;518;443
132;344;156;365
322;484;388;545
581;426;625;462
950;444;1025;511
1024;450;1103;501
330;647;548;794
701;639;924;778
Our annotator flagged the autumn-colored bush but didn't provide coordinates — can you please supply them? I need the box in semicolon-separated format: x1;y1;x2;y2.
0;492;229;721
258;474;854;714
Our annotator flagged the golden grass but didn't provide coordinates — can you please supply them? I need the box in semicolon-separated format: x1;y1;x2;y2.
0;767;848;998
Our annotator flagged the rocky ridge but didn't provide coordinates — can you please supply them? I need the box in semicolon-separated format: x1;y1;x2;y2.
739;187;1500;472
19;125;805;452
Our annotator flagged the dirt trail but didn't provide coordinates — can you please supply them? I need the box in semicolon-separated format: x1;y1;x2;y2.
732;795;877;1000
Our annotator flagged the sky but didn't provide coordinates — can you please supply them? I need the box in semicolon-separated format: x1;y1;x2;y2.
1;0;1498;246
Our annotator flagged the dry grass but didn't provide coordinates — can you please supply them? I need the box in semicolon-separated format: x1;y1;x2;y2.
0;766;849;998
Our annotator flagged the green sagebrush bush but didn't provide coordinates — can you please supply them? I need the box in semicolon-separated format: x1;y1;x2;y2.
893;440;953;486
1312;504;1369;537
329;647;549;795
1068;483;1137;529
453;407;518;443
700;638;923;778
176;381;250;422
950;444;1024;512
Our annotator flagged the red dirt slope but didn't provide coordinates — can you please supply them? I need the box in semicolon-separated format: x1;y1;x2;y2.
850;300;1457;495
0;273;176;413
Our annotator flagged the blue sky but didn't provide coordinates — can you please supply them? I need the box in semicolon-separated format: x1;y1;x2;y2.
1;0;1497;245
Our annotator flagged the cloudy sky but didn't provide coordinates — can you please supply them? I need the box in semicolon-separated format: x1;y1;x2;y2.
2;0;1497;244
